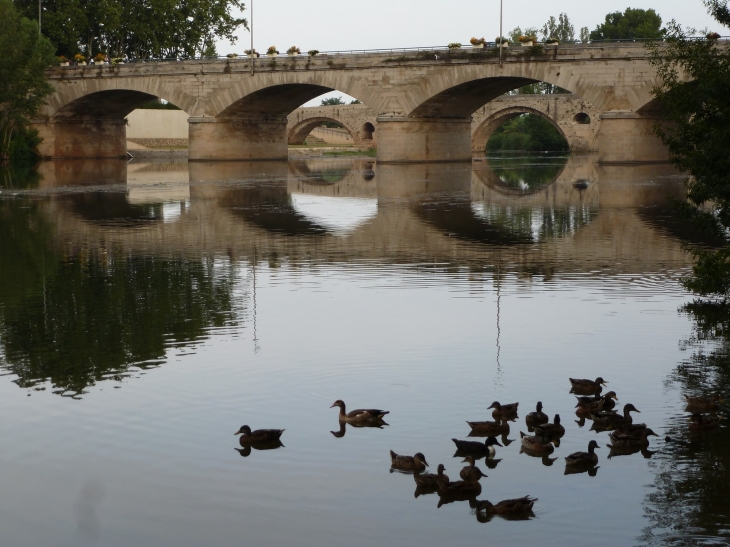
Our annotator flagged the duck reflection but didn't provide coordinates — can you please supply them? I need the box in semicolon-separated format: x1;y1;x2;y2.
331;420;388;438
235;440;285;457
564;464;600;476
436;473;486;508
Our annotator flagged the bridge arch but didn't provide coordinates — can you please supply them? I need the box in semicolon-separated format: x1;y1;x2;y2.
471;106;571;154
288;117;358;146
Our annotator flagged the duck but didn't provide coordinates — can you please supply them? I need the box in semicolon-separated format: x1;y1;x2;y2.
519;431;555;454
390;450;429;471
609;427;658;448
684;394;723;413
689;413;723;432
234;425;285;444
525;401;549;426
475;496;537;515
414;464;449;487
466;417;510;435
330;400;389;423
459;456;487;482
452;436;503;456
569;377;607;394
533;414;565;439
437;470;486;496
590;403;640;429
576;391;619;413
488;401;519;420
565;440;600;466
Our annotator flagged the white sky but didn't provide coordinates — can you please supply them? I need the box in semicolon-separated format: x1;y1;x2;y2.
217;0;723;105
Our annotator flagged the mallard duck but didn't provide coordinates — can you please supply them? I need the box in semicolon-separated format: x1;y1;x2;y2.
466;417;510;435
452;436;503;456
519;431;555;454
475;496;537;515
459;456;487;481
534;414;565;439
331;400;389;423
609;427;658;448
390;450;429;471
234;425;285;444
414;464;449;487
437;473;486;496
525;401;549;426
576;391;619;414
590;403;640;429
488;401;519;420
569;377;607;394
684;394;723;413
689;413;723;431
565;440;600;466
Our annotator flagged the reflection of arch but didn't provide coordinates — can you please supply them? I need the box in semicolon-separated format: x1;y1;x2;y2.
471;107;570;154
288;117;358;145
473;156;569;197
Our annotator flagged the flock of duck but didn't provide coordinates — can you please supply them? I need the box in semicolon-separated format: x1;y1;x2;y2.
234;378;724;519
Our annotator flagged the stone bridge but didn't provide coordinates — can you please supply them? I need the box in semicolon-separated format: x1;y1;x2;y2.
287;93;600;153
34;43;670;164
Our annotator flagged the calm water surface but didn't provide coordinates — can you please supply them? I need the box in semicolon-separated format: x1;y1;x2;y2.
0;155;728;547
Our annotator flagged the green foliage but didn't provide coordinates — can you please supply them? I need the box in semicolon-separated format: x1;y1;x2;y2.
7;126;42;164
579;27;590;43
321;97;345;106
590;8;664;40
13;0;247;59
0;0;55;163
648;7;730;298
509;27;539;44
542;13;575;43
138;99;181;110
510;82;569;95
487;114;569;152
350;99;362;104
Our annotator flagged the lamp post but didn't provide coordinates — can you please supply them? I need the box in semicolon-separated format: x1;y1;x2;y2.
499;0;503;67
250;0;254;75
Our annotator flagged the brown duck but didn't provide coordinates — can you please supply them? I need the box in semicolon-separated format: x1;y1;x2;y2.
519;431;555;455
525;401;549;426
609;427;658;448
414;464;449;487
331;400;389;423
489;401;519;420
437;468;486;496
452;436;503;457
234;425;285;444
591;403;640;429
576;391;619;414
533;414;565;439
569;377;607;394
684;394;723;413
476;496;537;515
565;440;600;466
390;450;429;471
466;417;510;435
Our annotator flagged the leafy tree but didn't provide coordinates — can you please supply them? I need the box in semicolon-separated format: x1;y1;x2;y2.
648;1;730;297
0;0;55;163
321;97;345;106
13;0;248;59
350;99;362;104
580;26;590;43
542;13;575;43
590;8;664;41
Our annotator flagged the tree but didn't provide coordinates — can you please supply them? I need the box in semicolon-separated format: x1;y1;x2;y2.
590;8;664;41
487;114;569;152
508;26;539;43
0;0;55;162
321;97;345;106
580;27;590;43
542;13;575;43
648;1;730;297
13;0;248;59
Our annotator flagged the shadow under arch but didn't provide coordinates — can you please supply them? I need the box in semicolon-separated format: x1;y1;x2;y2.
48;89;193;121
472;107;571;155
288;116;357;146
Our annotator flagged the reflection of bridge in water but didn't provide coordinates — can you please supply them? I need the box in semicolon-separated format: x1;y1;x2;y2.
34;157;691;278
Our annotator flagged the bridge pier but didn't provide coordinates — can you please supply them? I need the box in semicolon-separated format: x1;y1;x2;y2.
188;117;288;161
31;119;127;159
597;112;670;164
375;118;473;163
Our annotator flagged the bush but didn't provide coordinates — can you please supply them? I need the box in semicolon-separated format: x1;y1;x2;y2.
308;49;319;56
7;126;41;165
266;46;278;55
448;42;462;49
287;46;301;55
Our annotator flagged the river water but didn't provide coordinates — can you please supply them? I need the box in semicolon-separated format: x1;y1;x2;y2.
0;154;728;547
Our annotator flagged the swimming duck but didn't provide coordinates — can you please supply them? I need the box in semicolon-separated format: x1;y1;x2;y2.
331;400;389;423
576;391;619;414
569;377;607;394
459;456;484;481
452;436;503;456
475;496;537;515
565;440;600;466
489;401;519;420
234;425;285;444
684;394;723;413
525;402;549;426
533;414;565;439
437;470;486;496
609;427;658;448
390;450;429;471
590;403;640;429
689;413;723;432
519;431;555;454
414;464;449;487
466;417;510;435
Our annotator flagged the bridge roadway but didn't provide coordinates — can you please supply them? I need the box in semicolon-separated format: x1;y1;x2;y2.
34;43;670;164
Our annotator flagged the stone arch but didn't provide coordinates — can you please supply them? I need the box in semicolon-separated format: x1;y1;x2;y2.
362;122;375;140
288;117;359;146
471;106;571;154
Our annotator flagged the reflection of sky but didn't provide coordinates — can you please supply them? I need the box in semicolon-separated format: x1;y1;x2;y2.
290;193;377;236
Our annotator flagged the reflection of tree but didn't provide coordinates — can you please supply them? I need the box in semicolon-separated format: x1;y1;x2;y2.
640;301;730;545
485;155;568;192
0;200;238;397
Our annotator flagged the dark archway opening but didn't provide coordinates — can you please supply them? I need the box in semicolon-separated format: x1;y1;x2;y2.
487;113;569;153
573;112;591;124
362;122;375;140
